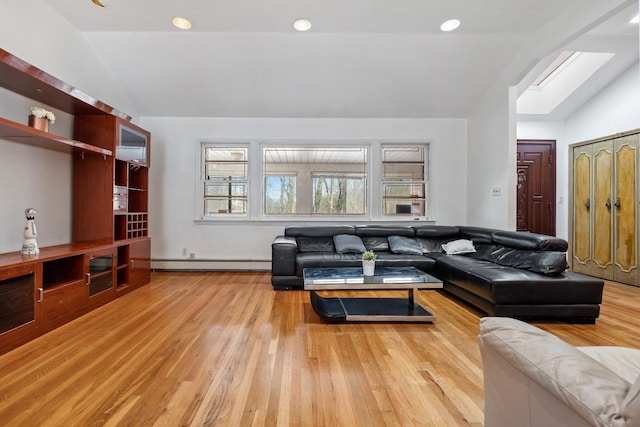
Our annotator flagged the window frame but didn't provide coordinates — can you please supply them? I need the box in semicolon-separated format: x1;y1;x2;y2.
197;140;431;222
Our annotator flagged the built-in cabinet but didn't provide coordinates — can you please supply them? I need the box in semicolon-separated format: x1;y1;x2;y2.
0;48;152;355
569;129;639;286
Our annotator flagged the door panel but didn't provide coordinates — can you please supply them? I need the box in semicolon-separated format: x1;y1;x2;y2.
592;142;613;279
613;136;638;284
572;146;592;275
516;140;556;235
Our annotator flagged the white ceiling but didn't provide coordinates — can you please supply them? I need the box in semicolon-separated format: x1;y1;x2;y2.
43;0;639;119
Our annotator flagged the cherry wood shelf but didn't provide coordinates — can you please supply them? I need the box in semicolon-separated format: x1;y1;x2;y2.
0;243;115;271
0;117;112;156
0;48;131;121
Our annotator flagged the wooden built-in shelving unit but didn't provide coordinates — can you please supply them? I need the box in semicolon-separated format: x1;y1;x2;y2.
0;48;151;355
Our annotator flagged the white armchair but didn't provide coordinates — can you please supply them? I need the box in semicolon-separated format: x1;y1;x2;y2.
478;317;640;427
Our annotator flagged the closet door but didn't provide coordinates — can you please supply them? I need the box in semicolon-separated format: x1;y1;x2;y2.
591;141;614;280
613;135;638;285
571;144;593;276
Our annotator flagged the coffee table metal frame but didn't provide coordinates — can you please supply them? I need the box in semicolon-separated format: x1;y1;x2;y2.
303;266;443;322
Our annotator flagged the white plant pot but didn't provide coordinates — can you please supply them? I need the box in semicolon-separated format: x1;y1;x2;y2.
362;260;376;276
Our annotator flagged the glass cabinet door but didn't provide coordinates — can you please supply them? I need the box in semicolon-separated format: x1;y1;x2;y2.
117;124;149;165
88;254;114;296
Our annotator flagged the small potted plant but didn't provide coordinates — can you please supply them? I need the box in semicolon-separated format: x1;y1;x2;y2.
362;250;377;276
28;106;56;132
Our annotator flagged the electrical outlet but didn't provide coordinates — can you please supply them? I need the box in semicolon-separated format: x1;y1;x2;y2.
492;187;501;196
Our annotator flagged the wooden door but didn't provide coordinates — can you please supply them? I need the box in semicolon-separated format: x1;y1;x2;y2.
592;141;614;279
516;140;556;235
571;144;593;276
129;239;151;288
613;135;638;284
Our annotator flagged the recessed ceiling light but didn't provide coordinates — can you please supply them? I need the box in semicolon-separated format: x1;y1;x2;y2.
293;19;312;32
631;15;639;24
172;16;192;30
440;19;461;32
91;0;111;8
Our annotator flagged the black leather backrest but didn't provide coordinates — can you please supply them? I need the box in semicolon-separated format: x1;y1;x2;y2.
285;225;355;237
458;226;497;244
355;225;415;237
492;230;568;252
413;225;460;238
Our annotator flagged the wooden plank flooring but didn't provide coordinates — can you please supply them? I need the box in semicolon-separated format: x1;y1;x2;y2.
0;272;638;426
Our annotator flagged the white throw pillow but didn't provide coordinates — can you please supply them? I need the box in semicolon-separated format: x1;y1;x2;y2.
442;239;476;255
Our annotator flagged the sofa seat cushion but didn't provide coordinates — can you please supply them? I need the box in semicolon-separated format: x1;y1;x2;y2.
434;255;603;305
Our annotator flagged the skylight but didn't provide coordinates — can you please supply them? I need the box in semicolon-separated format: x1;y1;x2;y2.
517;51;615;115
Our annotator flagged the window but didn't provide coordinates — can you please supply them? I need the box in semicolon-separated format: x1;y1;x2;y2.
264;174;297;214
199;142;429;220
202;147;248;216
263;147;367;216
312;174;366;214
381;146;426;217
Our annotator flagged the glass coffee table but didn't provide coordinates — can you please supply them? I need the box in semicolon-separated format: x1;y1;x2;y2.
303;266;443;323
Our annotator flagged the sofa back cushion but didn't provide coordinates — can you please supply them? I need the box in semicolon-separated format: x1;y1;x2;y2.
296;237;335;252
459;226;497;244
492;230;568;252
361;236;390;252
413;226;461;253
471;245;568;275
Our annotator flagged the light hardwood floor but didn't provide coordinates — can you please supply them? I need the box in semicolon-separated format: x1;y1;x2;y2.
0;272;638;426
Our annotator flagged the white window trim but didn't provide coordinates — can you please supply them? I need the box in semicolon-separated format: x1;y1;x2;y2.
195;139;432;223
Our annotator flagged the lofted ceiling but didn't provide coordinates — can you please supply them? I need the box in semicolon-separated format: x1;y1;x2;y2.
43;0;638;119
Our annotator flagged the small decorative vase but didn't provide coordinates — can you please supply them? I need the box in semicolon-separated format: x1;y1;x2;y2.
362;260;376;276
28;115;49;132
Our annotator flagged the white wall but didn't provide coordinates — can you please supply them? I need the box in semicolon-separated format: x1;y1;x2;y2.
466;85;516;230
517;61;640;240
141;117;467;266
565;61;640;142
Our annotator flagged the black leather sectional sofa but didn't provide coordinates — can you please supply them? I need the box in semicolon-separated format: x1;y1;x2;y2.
271;225;605;323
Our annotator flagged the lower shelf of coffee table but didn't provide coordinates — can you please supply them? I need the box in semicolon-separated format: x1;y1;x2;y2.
310;291;436;323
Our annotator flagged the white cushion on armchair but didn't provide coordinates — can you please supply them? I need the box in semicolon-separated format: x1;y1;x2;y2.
478;317;640;427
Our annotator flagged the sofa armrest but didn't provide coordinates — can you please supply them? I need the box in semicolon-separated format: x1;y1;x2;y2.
479;317;632;427
272;235;298;276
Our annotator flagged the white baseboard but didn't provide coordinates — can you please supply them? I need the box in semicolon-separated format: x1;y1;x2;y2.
151;259;271;271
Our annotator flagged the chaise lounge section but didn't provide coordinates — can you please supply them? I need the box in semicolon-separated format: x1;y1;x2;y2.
271;224;604;323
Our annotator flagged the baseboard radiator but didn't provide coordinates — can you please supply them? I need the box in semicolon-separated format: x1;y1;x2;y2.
151;259;271;272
